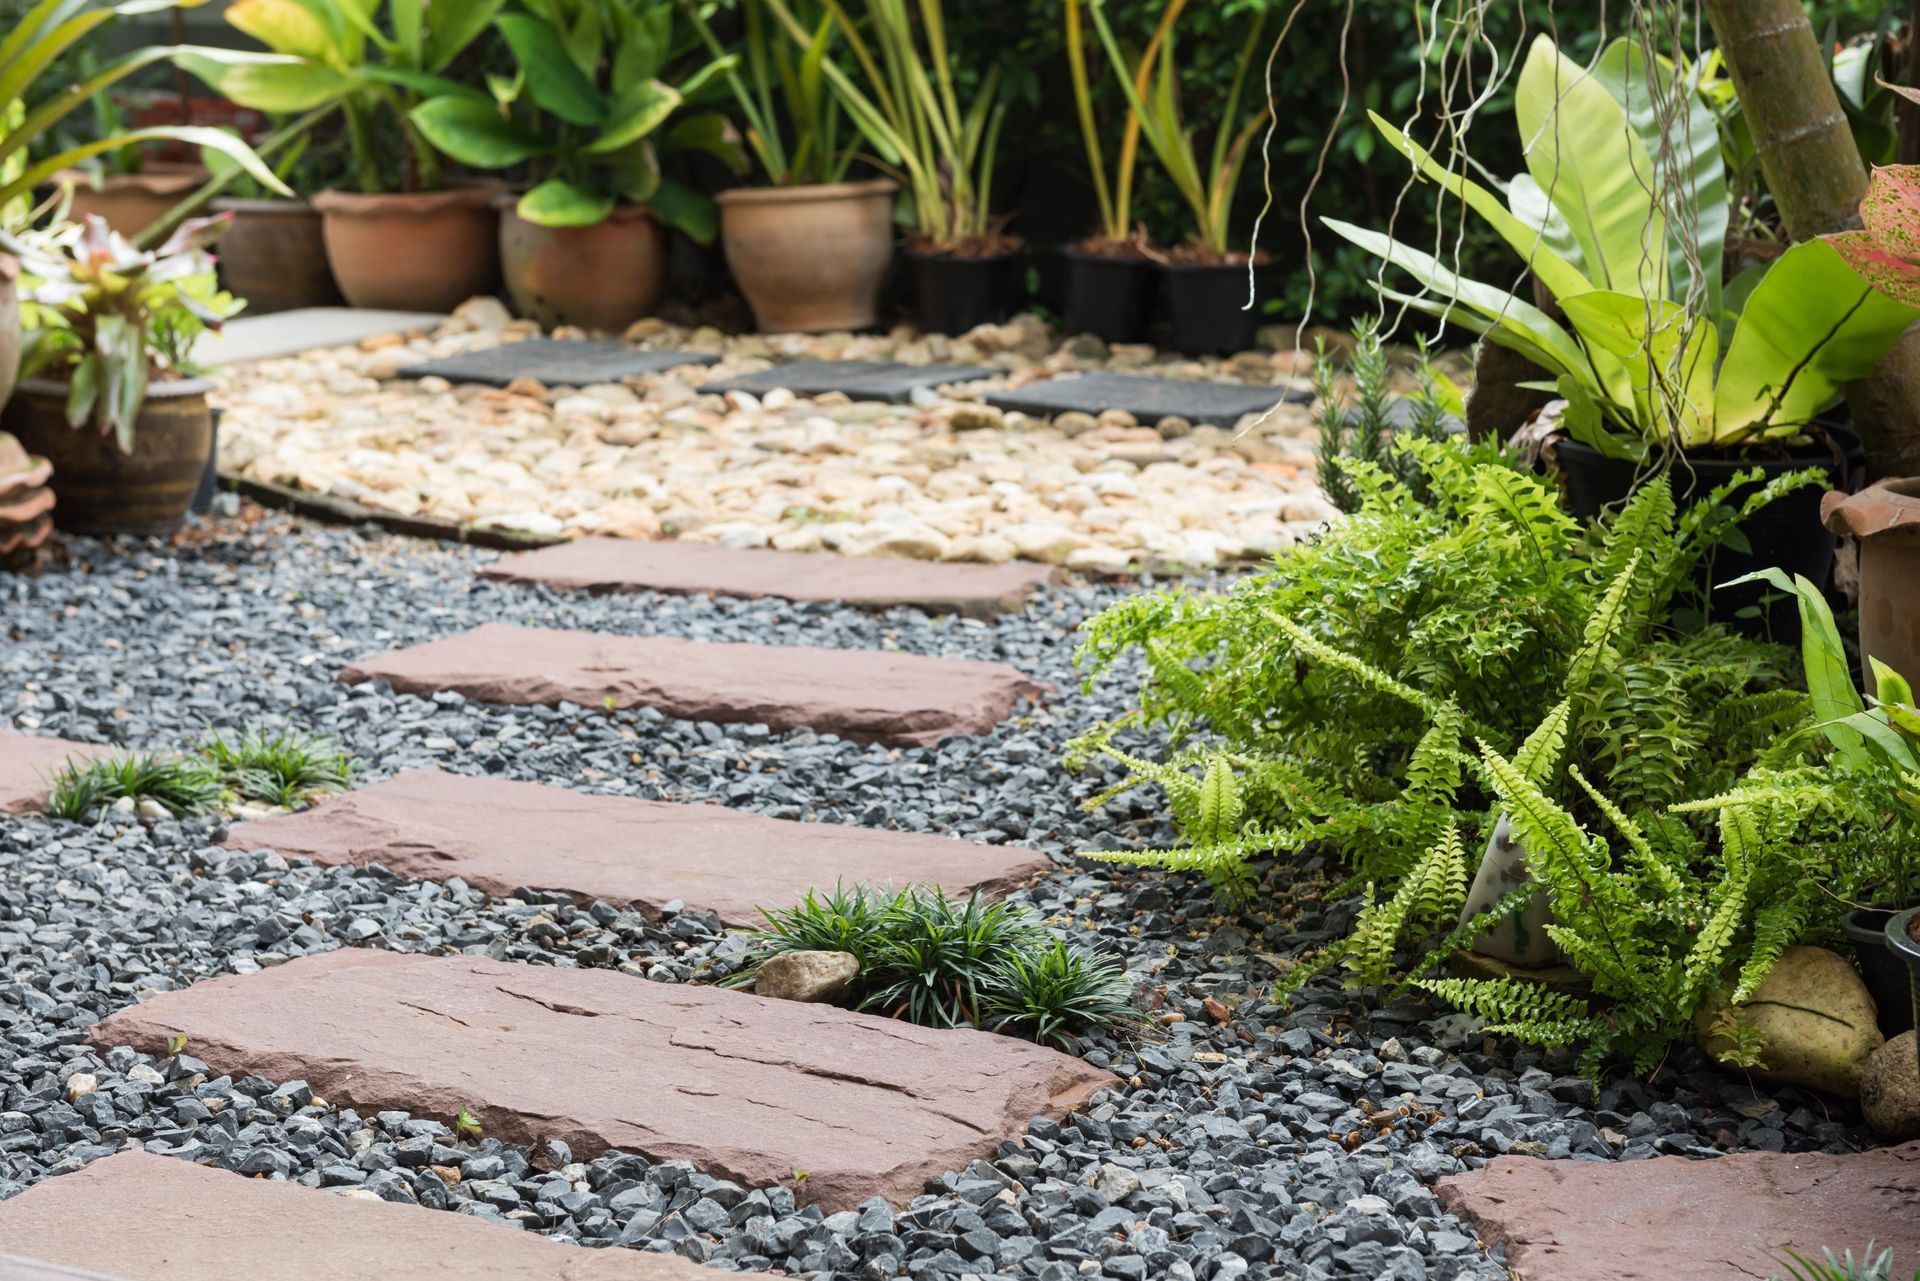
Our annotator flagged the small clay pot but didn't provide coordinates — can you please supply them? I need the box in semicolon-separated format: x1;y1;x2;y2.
312;187;501;313
1824;478;1920;688
498;202;667;332
1888;909;1920;1082
718;180;897;333
212;198;343;314
54;167;207;239
2;376;213;536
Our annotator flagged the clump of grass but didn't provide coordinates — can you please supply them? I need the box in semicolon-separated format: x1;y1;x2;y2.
47;752;227;821
730;884;1144;1048
1773;1245;1914;1281
197;724;353;807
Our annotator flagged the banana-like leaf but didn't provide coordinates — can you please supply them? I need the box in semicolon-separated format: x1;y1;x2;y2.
176;48;356;112
517;177;614;227
498;12;606;126
1558;291;1718;447
1715;238;1920;443
410;96;549;167
1515;34;1666;298
1507;174;1585;274
1592;38;1726;317
584;80;680;155
0;124;291;209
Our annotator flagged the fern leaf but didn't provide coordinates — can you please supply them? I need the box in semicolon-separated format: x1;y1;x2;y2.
1512;699;1571;785
1565;551;1642;693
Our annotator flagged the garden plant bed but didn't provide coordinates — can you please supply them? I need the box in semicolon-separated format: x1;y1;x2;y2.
0;512;1885;1281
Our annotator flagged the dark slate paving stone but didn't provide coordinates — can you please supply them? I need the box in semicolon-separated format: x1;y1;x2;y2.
396;339;719;388
986;371;1314;428
696;359;991;404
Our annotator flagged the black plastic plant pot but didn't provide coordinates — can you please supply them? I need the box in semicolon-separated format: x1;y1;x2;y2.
907;248;1020;336
1888;908;1920;1080
192;407;223;516
1846;905;1917;1037
1062;248;1157;344
1163;260;1265;356
1551;429;1863;639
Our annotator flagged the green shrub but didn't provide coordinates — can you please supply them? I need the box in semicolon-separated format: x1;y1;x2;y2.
731;885;1143;1047
47;752;227;820
197;724;354;808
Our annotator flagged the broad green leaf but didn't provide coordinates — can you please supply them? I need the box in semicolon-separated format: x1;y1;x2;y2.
225;0;338;62
390;0;422;66
423;0;505;73
1515;34;1666;298
584;81;680;155
612;5;671;86
175;49;355;112
679;53;739;104
663;111;747;175
498;12;605;126
0;123;292;209
1725;568;1869;765
358;64;489;104
646;175;716;245
410;96;547;168
517;177;613;227
1556;373;1640;460
1507;173;1586;275
1870;656;1917;709
1715;239;1920;442
1559;291;1718;446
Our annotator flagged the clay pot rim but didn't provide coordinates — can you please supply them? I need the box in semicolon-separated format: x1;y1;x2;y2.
495;198;659;227
312;187;501;215
715;178;898;207
52;167;208;196
18;373;215;401
211;196;319;215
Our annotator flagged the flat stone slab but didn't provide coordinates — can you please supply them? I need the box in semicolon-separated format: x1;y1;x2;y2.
697;359;990;403
481;537;1057;619
339;623;1046;746
225;768;1049;926
194;307;443;366
0;1255;124;1281
397;338;718;387
0;731;111;816
1437;1143;1920;1281
986;371;1313;428
0;1152;719;1280
92;950;1116;1212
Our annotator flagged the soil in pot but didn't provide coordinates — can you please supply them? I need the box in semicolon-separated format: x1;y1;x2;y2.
906;236;1022;336
499;203;666;332
1823;478;1920;686
1062;241;1158;345
720;180;896;334
213;199;343;315
1;377;213;536
1847;905;1918;1037
55;167;206;239
312;188;501;314
1163;253;1270;356
1551;430;1862;639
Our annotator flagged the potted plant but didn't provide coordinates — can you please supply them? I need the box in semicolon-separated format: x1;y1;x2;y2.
1058;0;1155;344
198;127;348;315
1325;34;1919;630
410;0;743;331
762;0;1012;336
683;0;892;334
182;0;508;314
1087;0;1267;356
0;214;241;536
51;53;208;239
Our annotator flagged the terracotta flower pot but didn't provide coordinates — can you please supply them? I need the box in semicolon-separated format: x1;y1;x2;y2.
498;203;667;332
718;180;897;333
2;376;213;536
312;188;501;314
1825;478;1920;686
212;198;343;315
0;431;54;566
54;167;206;239
0;254;18;412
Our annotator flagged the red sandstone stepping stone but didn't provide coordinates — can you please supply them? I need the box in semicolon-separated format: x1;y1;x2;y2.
92;950;1115;1212
0;731;111;816
0;1152;718;1280
339;623;1047;746
1437;1143;1920;1281
482;537;1058;619
225;768;1050;926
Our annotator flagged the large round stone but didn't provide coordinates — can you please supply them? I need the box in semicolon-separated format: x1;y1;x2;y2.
1862;1031;1920;1141
1694;946;1885;1097
754;950;861;1004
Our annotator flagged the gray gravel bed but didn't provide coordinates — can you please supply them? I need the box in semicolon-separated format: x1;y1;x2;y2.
0;514;1866;1281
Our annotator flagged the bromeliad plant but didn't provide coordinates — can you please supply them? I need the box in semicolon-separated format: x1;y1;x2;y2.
410;0;744;237
3;214;240;451
758;0;1007;252
679;0;857;187
1085;0;1266;262
1325;34;1918;460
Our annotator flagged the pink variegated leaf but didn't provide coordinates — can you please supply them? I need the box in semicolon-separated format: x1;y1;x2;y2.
1823;229;1920;307
1858;164;1920;265
1878;75;1920;108
154;211;233;258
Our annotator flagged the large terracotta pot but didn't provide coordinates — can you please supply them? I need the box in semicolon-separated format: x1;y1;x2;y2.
1825;479;1920;688
0;254;18;412
717;180;897;333
311;188;500;313
55;167;206;239
2;376;213;536
212;198;343;314
498;203;667;332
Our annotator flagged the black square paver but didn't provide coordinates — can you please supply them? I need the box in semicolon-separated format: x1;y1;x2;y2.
986;372;1313;428
397;339;718;388
697;359;991;404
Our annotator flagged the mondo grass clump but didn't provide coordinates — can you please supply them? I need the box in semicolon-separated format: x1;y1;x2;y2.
46;752;227;821
729;885;1145;1050
197;724;354;807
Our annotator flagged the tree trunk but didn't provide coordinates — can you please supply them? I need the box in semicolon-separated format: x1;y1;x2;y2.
1705;0;1920;478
